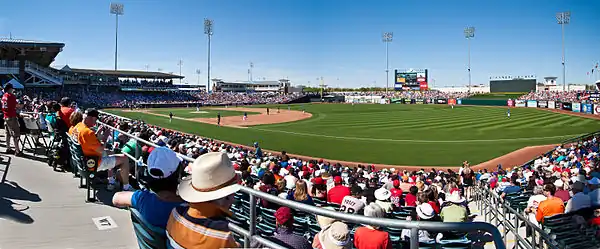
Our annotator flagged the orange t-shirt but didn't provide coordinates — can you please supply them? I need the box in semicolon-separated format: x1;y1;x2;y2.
536;196;565;223
69;122;102;157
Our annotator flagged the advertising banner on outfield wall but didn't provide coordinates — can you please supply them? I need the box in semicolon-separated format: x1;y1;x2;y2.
572;102;581;112
457;99;462;105
507;99;514;107
595;104;600;115
555;102;562;109
448;99;457;105
548;101;556;109
527;100;537;108
436;99;448;104
562;102;572;111
537;101;548;108
416;99;424;104
582;104;593;114
515;100;526;107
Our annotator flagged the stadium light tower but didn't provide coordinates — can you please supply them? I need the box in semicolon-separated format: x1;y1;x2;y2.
177;59;183;83
557;11;570;92
110;3;124;71
382;32;393;95
249;62;254;82
195;69;201;85
144;64;149;72
464;27;475;92
204;18;213;92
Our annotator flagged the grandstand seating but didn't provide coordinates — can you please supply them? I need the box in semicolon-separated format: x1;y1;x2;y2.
130;208;168;249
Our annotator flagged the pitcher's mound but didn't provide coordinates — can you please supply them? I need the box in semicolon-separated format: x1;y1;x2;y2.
190;111;210;114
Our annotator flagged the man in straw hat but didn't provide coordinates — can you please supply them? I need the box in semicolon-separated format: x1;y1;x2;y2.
166;152;240;249
313;221;350;249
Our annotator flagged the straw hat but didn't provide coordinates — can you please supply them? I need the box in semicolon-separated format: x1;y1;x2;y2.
446;190;465;204
374;188;391;201
177;152;240;203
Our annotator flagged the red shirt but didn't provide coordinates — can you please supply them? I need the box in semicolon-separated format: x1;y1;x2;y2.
2;92;17;118
390;188;403;207
327;185;350;204
555;190;570;202
60;106;75;127
353;227;392;249
404;193;417;207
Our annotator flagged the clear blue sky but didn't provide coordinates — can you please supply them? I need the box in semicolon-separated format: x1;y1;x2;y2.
1;0;599;88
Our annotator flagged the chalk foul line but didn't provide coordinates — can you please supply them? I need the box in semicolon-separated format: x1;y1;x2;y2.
249;127;582;143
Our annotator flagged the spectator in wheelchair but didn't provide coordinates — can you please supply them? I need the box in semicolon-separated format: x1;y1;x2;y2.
112;146;185;229
69;108;132;191
166;152;240;249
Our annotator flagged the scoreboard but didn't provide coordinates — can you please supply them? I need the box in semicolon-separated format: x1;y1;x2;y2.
394;69;428;91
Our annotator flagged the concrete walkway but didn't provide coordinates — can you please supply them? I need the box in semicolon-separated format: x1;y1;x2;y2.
0;132;137;249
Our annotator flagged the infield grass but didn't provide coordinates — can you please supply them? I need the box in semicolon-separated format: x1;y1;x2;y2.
106;104;600;166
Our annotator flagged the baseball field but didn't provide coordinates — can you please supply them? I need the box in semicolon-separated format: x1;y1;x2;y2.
105;104;600;166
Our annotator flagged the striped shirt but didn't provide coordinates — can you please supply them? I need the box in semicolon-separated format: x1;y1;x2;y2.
166;203;239;249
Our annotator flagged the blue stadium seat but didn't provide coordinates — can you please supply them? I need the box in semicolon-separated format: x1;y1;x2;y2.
130;208;167;249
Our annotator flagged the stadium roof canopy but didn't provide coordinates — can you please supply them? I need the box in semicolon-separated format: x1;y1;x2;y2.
0;38;65;67
59;65;184;79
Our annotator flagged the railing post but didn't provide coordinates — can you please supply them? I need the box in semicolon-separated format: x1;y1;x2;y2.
514;211;519;248
410;228;419;249
531;225;536;249
245;194;257;248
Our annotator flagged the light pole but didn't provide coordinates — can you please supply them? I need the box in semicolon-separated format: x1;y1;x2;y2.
110;3;124;71
177;59;183;83
557;11;570;92
204;18;213;93
196;69;201;85
464;27;475;92
249;62;254;82
144;64;149;72
382;32;393;95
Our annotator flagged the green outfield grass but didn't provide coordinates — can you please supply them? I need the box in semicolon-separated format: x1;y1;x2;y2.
106;104;600;166
148;108;260;119
467;93;526;100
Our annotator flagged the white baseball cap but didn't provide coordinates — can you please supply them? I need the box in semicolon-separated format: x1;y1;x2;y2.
147;147;182;179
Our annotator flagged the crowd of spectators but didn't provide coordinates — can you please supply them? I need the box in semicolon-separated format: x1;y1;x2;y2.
488;135;600;232
91;112;485;248
23;88;305;108
518;91;582;102
333;91;475;99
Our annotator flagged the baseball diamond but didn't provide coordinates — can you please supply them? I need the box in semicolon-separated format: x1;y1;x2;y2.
107;103;600;166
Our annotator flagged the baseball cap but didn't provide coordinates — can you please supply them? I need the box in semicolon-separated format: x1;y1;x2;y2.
312;177;324;185
84;108;99;118
275;207;293;224
147;147;182;179
333;176;343;184
393;180;400;187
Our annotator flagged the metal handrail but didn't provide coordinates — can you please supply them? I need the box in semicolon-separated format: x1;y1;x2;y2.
98;110;507;249
474;182;560;249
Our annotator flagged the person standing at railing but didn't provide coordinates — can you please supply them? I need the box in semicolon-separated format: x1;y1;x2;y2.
2;83;21;156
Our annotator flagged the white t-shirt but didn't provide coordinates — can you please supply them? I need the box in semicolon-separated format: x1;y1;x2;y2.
340;195;365;214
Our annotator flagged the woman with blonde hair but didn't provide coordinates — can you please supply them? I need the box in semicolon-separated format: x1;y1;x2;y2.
287;180;315;206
